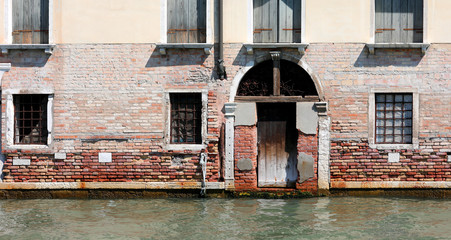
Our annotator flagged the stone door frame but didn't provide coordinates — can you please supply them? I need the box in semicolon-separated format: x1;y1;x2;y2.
223;54;331;192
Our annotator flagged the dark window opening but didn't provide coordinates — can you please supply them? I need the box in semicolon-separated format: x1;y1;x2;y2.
12;0;49;44
14;94;48;145
237;60;318;97
375;93;413;144
170;93;202;144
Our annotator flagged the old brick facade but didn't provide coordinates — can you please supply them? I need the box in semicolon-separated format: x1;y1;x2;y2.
0;1;450;195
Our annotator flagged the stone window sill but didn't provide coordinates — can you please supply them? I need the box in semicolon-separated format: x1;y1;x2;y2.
0;44;55;55
366;43;430;55
369;143;418;150
166;144;206;152
243;43;309;55
157;43;213;55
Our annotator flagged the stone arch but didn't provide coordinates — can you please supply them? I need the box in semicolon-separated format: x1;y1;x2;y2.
229;53;325;102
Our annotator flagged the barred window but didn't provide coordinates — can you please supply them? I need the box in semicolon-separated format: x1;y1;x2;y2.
14;95;48;145
375;93;413;144
170;93;202;144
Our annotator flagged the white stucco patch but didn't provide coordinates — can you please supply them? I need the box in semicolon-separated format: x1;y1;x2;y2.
13;159;30;166
296;102;318;134
99;153;112;163
54;153;67;160
235;102;257;126
388;153;400;163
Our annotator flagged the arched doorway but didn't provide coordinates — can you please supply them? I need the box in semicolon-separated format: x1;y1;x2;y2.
234;54;320;188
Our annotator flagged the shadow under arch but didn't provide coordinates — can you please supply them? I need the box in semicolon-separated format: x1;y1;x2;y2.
229;53;325;102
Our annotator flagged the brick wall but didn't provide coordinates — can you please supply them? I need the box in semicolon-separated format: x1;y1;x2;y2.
330;139;450;182
296;132;318;192
234;126;258;190
1;43;450;189
0;45;225;183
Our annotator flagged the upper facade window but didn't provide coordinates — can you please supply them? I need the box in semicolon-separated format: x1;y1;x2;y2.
375;0;423;43
253;0;302;43
14;94;48;145
375;93;413;144
12;0;49;44
167;0;206;43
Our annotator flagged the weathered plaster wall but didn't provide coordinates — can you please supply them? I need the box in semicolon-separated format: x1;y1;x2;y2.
223;0;248;43
54;0;161;43
0;0;5;44
427;0;451;43
304;0;371;43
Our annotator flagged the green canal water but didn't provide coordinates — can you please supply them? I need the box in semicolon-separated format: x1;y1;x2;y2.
0;197;449;240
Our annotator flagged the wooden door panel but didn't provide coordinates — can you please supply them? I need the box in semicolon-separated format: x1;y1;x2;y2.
258;121;296;187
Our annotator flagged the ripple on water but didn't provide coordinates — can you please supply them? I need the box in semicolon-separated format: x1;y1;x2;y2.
0;197;449;240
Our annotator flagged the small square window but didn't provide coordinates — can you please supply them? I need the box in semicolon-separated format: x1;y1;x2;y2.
170;93;202;144
375;93;413;144
14;95;48;145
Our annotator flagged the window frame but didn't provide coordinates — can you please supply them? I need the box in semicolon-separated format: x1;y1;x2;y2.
14;94;49;145
4;90;53;150
370;0;428;44
247;0;306;44
4;0;54;45
368;88;419;150
160;0;212;44
165;89;208;151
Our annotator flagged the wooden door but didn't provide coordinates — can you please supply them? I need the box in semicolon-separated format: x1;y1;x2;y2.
258;121;297;187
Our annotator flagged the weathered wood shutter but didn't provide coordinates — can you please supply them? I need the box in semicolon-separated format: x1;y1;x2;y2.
375;0;423;43
254;0;301;43
279;0;302;43
167;0;206;43
12;0;49;44
253;0;278;43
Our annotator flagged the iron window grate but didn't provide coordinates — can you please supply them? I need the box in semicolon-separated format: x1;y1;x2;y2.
375;93;413;144
14;94;48;145
170;93;202;144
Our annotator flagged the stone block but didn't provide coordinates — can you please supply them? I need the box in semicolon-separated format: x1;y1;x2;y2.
296;102;318;134
235;103;256;126
54;153;66;160
13;159;30;166
388;153;400;163
237;158;253;171
99;153;112;163
298;153;314;183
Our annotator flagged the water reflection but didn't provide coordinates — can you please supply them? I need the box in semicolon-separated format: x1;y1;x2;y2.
0;197;449;239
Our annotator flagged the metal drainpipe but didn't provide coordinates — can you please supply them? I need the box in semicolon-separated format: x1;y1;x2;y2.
217;0;226;80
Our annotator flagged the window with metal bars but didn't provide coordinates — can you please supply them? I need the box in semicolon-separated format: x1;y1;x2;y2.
14;95;48;145
170;93;202;144
375;93;413;144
